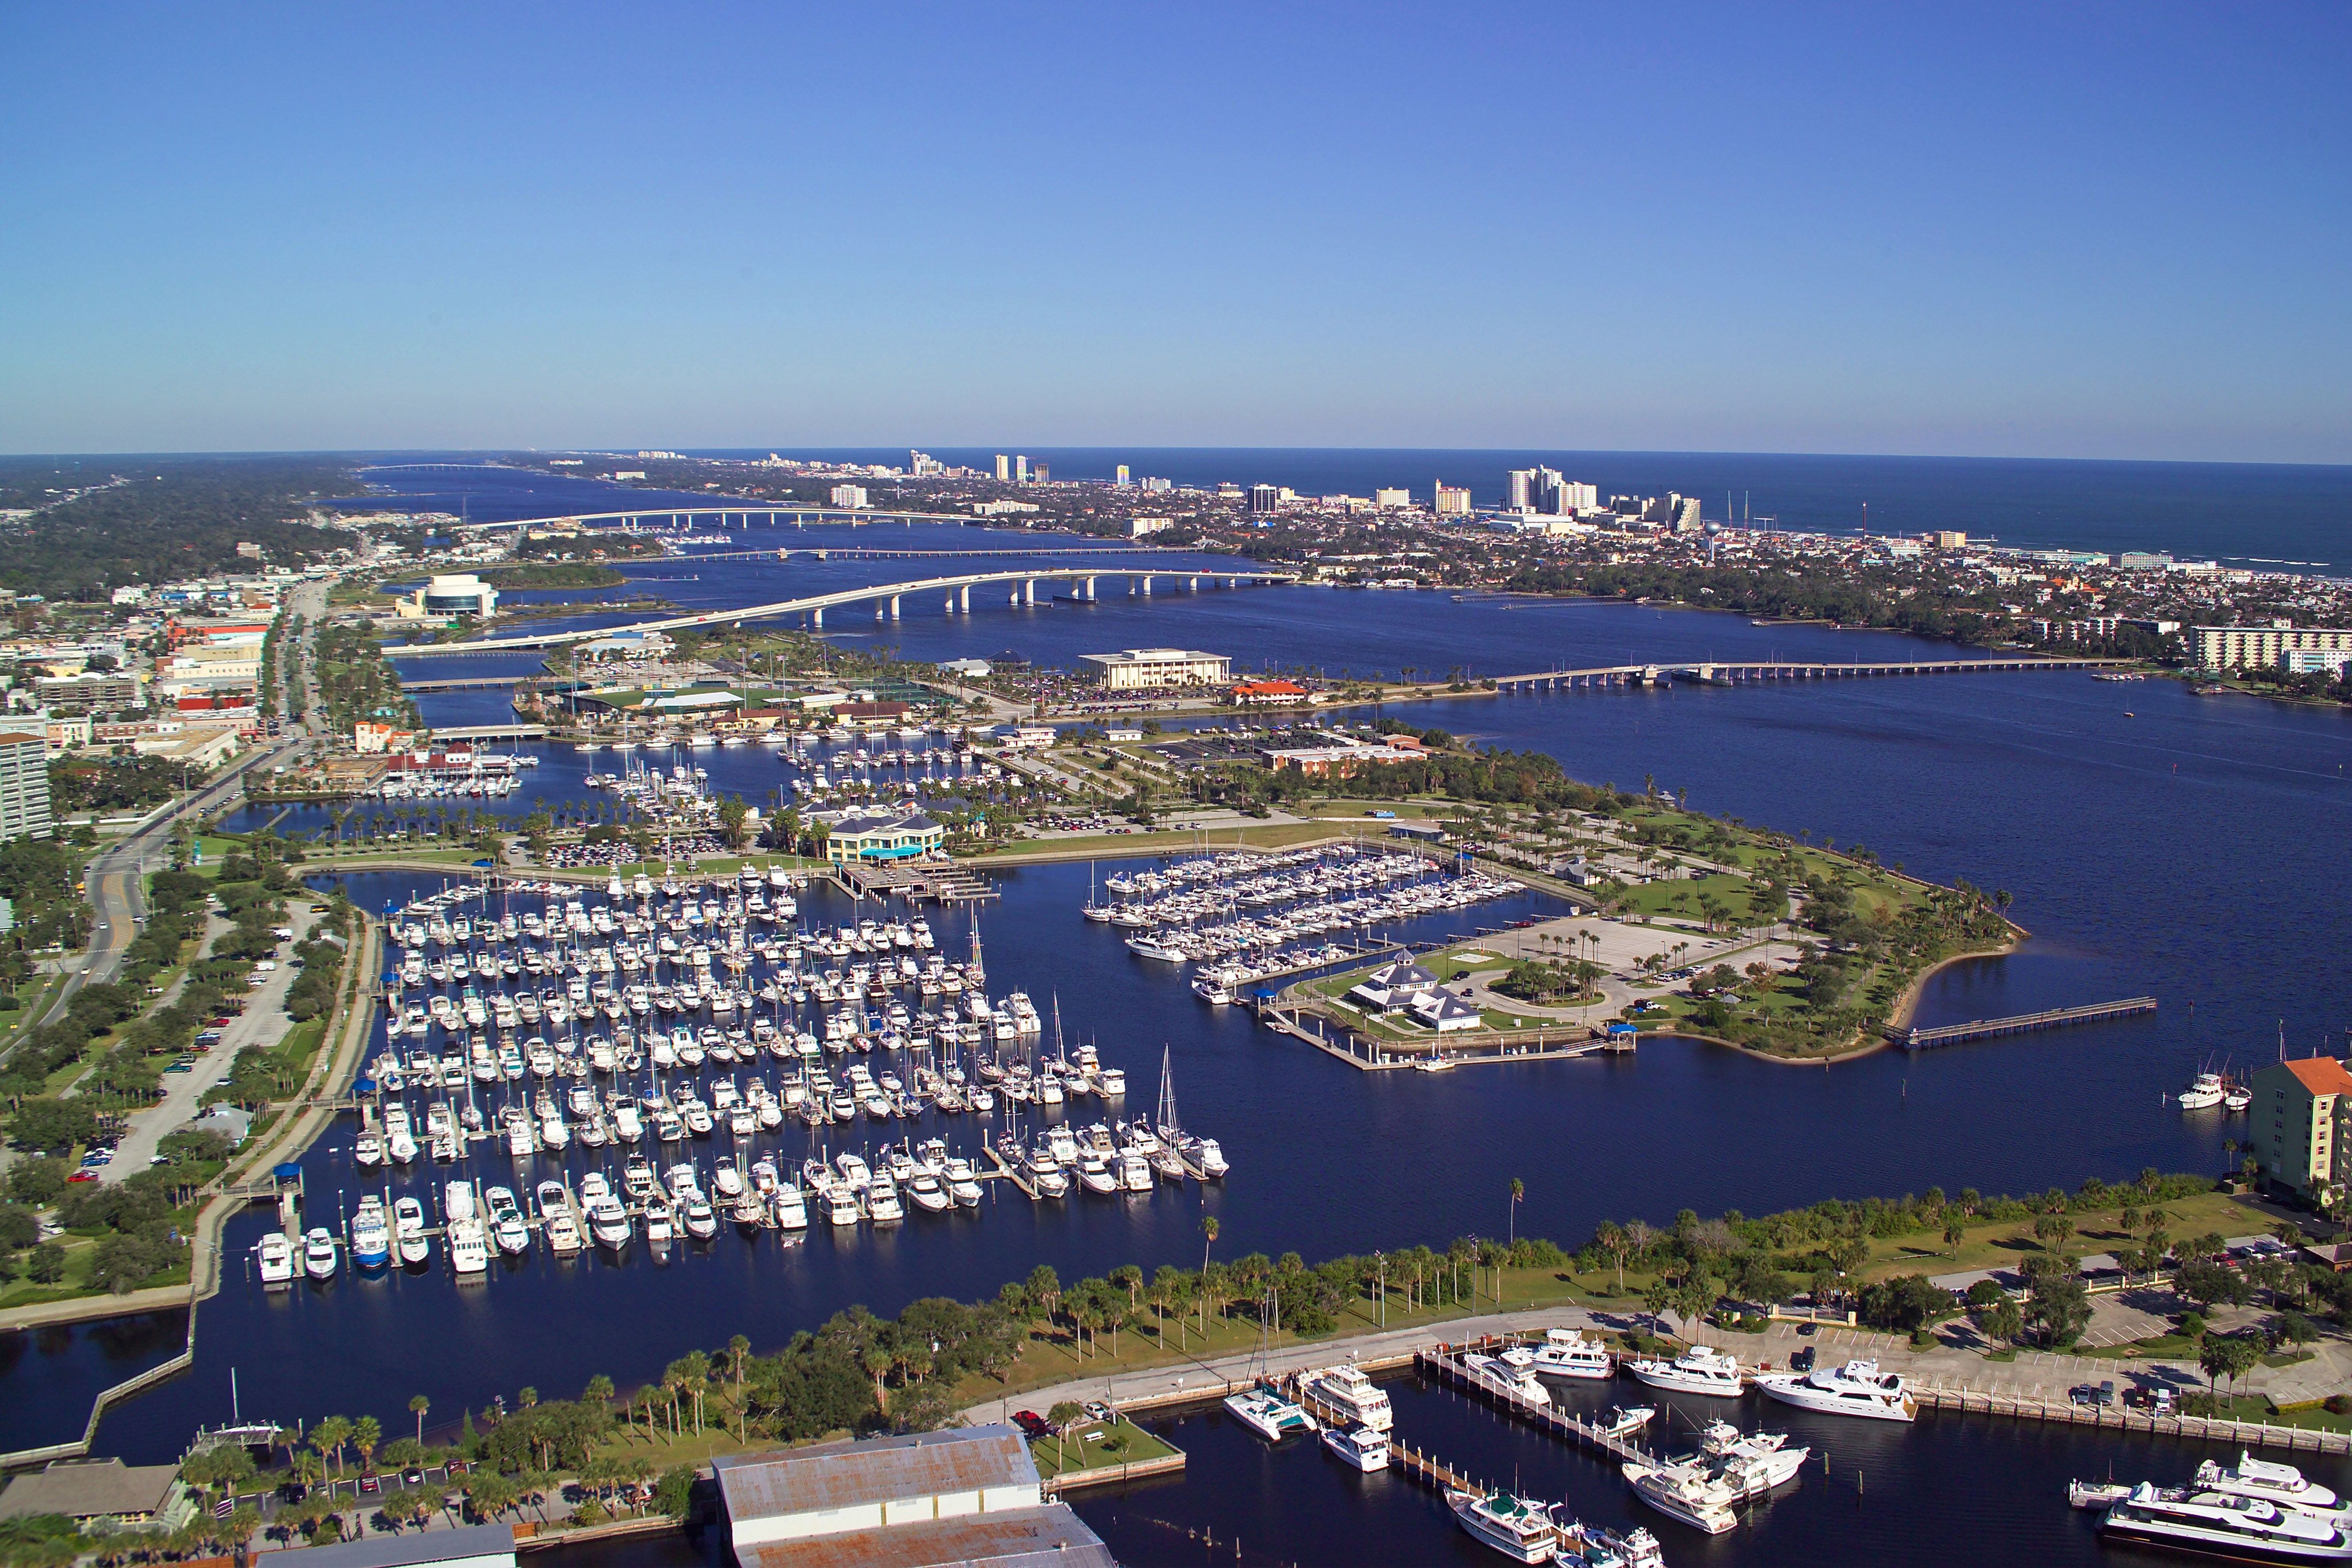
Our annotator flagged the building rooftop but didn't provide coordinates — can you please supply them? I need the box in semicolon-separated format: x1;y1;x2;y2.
733;1508;1116;1568
253;1523;514;1568
2278;1057;2352;1097
0;1459;180;1523
811;806;940;836
714;1425;1035;1523
1080;648;1226;664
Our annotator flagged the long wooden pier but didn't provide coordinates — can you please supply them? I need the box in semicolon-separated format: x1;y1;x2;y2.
1889;996;2157;1049
1492;656;2127;691
1416;1343;1660;1466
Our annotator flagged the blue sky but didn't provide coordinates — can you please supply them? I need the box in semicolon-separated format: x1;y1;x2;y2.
3;3;2347;460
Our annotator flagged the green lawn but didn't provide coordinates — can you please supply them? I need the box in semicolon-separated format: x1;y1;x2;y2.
1028;1417;1179;1480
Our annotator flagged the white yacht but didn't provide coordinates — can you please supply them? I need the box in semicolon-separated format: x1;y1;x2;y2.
2177;1070;2228;1109
1322;1422;1390;1472
301;1227;339;1280
1461;1352;1550;1407
1753;1357;1916;1422
2101;1482;2352;1562
773;1184;808;1230
1692;1420;1810;1495
1628;1343;1745;1398
1124;934;1190;964
1224;1383;1319;1443
1445;1488;1560;1564
1622;1458;1740;1535
393;1197;430;1265
1300;1364;1392;1432
2197;1451;2343;1512
1531;1328;1615;1380
350;1199;390;1269
1552;1518;1666;1568
257;1231;295;1287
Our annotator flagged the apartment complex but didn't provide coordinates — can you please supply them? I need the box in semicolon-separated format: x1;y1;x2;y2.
2189;624;2352;671
2251;1056;2352;1198
0;733;52;841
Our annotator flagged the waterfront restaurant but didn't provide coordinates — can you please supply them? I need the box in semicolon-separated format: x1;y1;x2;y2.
811;805;943;863
1079;647;1232;690
0;1458;196;1532
715;1425;1115;1568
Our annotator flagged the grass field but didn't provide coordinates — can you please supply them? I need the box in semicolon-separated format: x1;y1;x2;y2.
1027;1417;1179;1480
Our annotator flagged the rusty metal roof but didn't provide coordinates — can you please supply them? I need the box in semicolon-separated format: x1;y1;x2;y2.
714;1425;1037;1523
733;1506;1116;1568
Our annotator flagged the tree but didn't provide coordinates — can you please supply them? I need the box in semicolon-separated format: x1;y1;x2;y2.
312;1415;353;1480
352;1415;381;1474
410;1393;430;1447
1596;1221;1629;1288
1200;1216;1219;1336
1508;1178;1524;1246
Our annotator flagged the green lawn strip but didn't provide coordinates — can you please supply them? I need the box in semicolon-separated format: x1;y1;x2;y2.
1027;1417;1177;1479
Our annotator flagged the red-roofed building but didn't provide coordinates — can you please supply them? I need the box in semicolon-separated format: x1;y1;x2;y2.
2252;1056;2352;1197
1231;679;1316;706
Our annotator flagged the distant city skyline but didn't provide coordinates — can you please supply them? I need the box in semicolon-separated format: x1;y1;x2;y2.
3;4;2347;463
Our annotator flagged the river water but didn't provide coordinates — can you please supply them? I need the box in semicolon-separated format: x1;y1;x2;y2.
13;486;2352;1567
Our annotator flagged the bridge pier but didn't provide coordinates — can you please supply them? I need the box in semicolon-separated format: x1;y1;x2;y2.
811;606;823;629
958;584;971;613
1023;579;1037;605
1139;574;1151;596
887;594;900;619
1082;575;1097;601
1187;575;1199;592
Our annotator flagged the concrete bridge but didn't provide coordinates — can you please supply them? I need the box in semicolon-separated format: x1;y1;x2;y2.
451;505;983;533
1489;655;2131;690
391;566;1298;655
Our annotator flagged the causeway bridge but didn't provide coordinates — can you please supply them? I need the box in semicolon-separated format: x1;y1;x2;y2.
1490;655;2131;690
453;505;991;532
391;566;1298;655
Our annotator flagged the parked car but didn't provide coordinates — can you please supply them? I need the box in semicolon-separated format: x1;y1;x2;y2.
1011;1410;1052;1439
1083;1400;1114;1425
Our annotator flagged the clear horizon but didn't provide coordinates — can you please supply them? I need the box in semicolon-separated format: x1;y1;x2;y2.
4;4;2347;463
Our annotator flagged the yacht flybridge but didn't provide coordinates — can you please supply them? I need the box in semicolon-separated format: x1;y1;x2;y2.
1752;1357;1917;1422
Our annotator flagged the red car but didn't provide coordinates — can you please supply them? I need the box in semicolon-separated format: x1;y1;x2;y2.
67;1170;99;1183
1011;1410;1052;1439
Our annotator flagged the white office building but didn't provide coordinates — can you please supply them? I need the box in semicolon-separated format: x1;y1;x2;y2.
1080;648;1232;690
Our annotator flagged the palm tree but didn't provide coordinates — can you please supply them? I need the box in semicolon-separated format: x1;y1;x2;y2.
312;1416;352;1480
352;1416;381;1476
1198;1216;1219;1336
1508;1178;1524;1246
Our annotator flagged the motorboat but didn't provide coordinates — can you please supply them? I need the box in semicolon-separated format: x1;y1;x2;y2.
353;1133;384;1168
350;1199;390;1269
1628;1343;1745;1398
1300;1364;1392;1432
393;1197;430;1265
1531;1327;1614;1380
1124;934;1190;963
2197;1451;2342;1511
1692;1420;1809;1494
1753;1357;1917;1422
1223;1383;1318;1442
1601;1406;1656;1439
1622;1458;1739;1535
1461;1352;1550;1407
2101;1482;2352;1561
1322;1422;1390;1472
302;1227;339;1280
1445;1487;1559;1563
1551;1517;1666;1568
2177;1070;2227;1109
257;1231;295;1287
773;1184;808;1229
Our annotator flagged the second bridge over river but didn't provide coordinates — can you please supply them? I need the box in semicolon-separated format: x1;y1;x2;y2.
1490;654;2130;689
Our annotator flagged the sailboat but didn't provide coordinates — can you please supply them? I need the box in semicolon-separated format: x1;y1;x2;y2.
1081;862;1114;923
1147;1045;1190;1182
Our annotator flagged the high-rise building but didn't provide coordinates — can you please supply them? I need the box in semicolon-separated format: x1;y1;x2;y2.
1115;465;1131;487
1032;462;1050;483
829;484;870;509
0;733;52;841
1140;476;1172;493
1014;456;1029;483
1374;488;1412;509
1248;484;1282;514
1675;497;1703;532
1505;468;1536;510
1433;481;1472;518
909;451;943;477
994;454;1011;481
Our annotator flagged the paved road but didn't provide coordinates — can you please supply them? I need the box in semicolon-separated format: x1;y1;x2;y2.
99;906;320;1181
